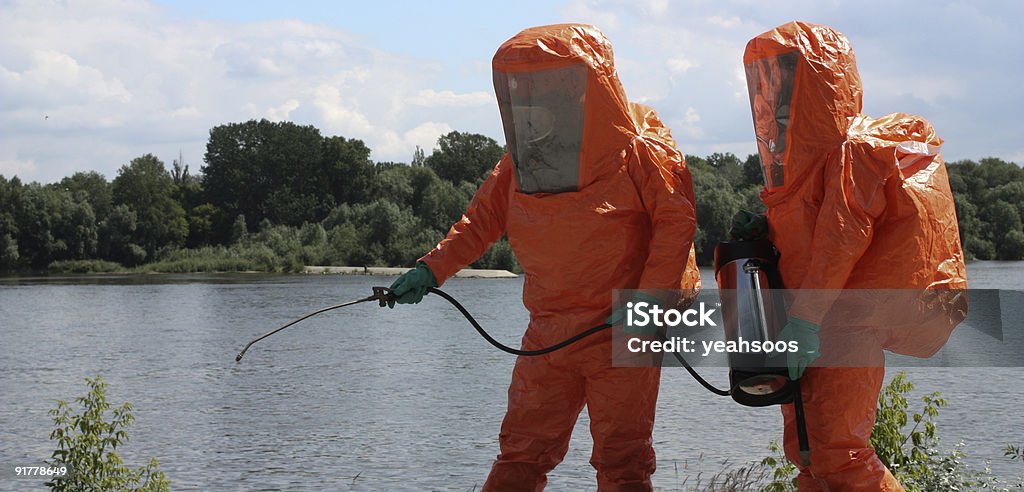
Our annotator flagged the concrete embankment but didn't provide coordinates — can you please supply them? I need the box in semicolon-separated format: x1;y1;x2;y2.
303;266;517;278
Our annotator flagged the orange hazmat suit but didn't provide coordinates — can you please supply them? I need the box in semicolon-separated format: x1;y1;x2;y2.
419;24;699;491
744;21;967;491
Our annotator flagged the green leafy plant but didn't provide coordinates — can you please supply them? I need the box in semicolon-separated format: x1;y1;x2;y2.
47;375;169;491
1005;444;1023;463
759;439;797;491
869;371;1005;491
758;371;1014;491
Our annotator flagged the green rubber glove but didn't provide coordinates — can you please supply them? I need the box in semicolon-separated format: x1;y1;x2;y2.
388;262;438;308
729;210;769;242
779;316;821;380
606;292;663;334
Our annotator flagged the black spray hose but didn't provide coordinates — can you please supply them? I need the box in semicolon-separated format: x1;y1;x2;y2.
236;286;731;396
425;287;609;356
661;336;732;397
430;287;731;395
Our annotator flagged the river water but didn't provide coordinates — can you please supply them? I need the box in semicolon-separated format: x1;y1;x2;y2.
1;263;1022;491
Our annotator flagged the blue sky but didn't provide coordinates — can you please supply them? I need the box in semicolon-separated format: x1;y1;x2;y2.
1;0;1021;183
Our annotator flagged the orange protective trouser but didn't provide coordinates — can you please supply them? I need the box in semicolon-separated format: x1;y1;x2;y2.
782;367;904;491
482;333;661;492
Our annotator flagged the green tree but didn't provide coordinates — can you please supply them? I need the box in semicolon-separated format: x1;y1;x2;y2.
0;175;21;270
424;131;503;185
975;157;1024;191
980;200;1022;254
12;183;59;268
690;169;744;264
325;223;360;265
419;179;474;232
111;154;188;258
953;192;982;259
706;152;745;186
58;171;112;222
48;192;98;261
98;204;146;266
331;199;438;266
411;145;426;167
0;231;16;269
47;376;169;492
170;153;206;246
230;214;248;244
186;203;219;248
202;119;333;232
323;135;375;205
947;159;981;197
988;181;1024;224
406;166;444;217
741;153;765;189
367;166;415;206
1000;230;1024;261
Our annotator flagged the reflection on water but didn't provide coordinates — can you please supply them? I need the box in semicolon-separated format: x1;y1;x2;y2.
1;262;1022;490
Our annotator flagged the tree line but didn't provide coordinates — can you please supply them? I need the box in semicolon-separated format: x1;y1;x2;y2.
0;119;1020;274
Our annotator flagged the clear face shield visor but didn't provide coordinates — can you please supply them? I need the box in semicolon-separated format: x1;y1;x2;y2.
744;51;798;191
494;64;587;194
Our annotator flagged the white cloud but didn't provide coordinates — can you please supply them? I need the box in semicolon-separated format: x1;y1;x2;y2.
0;152;36;177
562;0;620;30
1009;150;1024;166
639;0;670;16
267;99;301;121
667;57;697;74
408;90;492;108
684;107;700;124
676;107;705;140
166;106;201;119
312;84;377;137
733;66;749;101
863;73;965;107
707;15;742;29
0;50;131;110
405;122;454;154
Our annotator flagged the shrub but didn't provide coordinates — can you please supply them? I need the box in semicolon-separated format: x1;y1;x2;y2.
48;259;125;273
758;371;1015;491
47;376;169;491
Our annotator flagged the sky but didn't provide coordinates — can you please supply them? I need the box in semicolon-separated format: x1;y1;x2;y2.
1;0;1022;184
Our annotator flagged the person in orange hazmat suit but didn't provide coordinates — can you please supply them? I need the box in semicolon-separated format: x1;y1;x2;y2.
741;21;967;491
388;24;700;491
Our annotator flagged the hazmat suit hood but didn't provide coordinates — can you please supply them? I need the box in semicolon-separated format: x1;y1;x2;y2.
493;24;635;194
743;21;863;201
